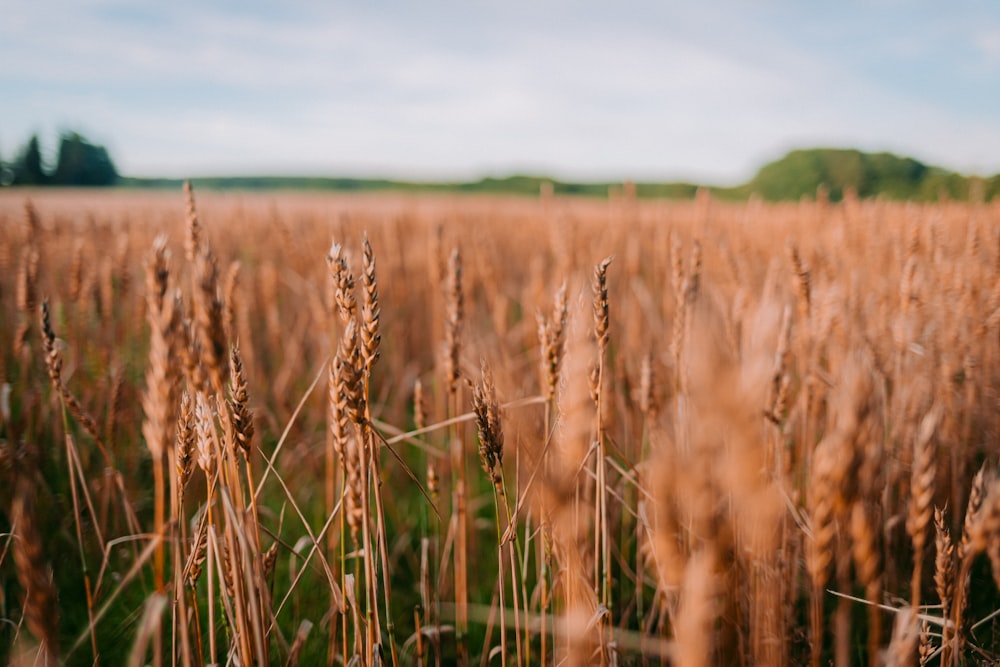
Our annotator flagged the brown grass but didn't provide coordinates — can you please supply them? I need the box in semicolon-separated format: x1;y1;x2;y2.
3;187;1000;665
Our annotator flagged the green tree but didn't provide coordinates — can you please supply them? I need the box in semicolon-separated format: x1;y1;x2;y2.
12;134;47;185
746;148;941;201
51;132;118;186
0;144;10;186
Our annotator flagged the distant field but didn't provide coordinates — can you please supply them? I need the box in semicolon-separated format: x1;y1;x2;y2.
1;187;999;666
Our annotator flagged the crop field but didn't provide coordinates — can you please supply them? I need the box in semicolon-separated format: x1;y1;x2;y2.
2;187;1000;666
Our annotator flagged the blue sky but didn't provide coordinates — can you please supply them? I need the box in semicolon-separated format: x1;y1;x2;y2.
3;0;1000;183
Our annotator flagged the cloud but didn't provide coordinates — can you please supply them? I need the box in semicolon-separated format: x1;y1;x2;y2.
975;25;1000;63
3;0;1000;180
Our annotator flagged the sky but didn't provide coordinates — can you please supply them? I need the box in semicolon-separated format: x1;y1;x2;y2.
3;0;1000;184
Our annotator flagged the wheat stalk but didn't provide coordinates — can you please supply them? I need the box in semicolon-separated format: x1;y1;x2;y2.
907;405;940;610
11;475;60;666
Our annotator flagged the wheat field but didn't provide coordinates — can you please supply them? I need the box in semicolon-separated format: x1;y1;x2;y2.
1;186;999;666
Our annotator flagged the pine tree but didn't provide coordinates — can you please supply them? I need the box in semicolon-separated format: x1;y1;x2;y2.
13;135;47;185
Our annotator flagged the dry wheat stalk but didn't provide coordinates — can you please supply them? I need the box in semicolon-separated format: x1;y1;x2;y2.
638;352;659;418
786;242;811;326
218;541;237;603
670;233;687;393
262;541;279;583
183;180;201;264
968;480;1000;571
589;257;612;405
473;359;517;664
39;301;109;458
442;243;469;664
328;241;357;323
329;355;352;463
142;237;177;431
361;233;381;374
325;241;353;631
900;254;919;317
344;433;364;545
185;520;208;587
538;281;568;403
11;476;59;666
960;464;987;560
194;392;216;476
765;306;793;426
353;233;399;666
473;360;504;486
114;232;131;303
886;607;920;667
687;239;702;304
918;621;933;666
141;235;180;593
931;512;952;588
674;549;717;667
16;245;39;314
444;246;463;396
934;506;955;651
592;257;612;353
413;377;428;432
850;501;882;664
591;255;615;653
907;405;941;609
327;347;354;659
223;260;241;343
952;475;1000;662
39;301;62;390
105;368;125;452
337;320;366;424
332;353;363;543
193;245;229;394
949;464;988;660
98;256;114;322
806;432;838;667
68;238;84;303
178;316;207;395
228;345;254;460
176;392;196;493
22;199;40;243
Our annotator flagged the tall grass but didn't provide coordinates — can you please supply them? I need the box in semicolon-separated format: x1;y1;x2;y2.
1;187;1000;665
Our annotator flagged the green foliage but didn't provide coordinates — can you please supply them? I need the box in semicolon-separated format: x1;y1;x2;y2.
986;175;1000;200
12;135;48;185
122;149;997;203
5;132;118;187
743;148;982;202
51;133;118;186
634;182;700;199
121;174;696;199
26;138;1000;202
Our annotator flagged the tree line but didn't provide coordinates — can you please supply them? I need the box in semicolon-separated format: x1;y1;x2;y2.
3;133;993;200
740;148;998;202
1;132;119;187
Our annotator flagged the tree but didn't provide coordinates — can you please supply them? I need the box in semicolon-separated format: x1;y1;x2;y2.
12;134;47;185
0;144;11;186
746;148;938;201
51;132;118;186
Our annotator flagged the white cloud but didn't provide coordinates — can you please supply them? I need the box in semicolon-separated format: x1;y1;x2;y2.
975;26;1000;62
3;0;1000;180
